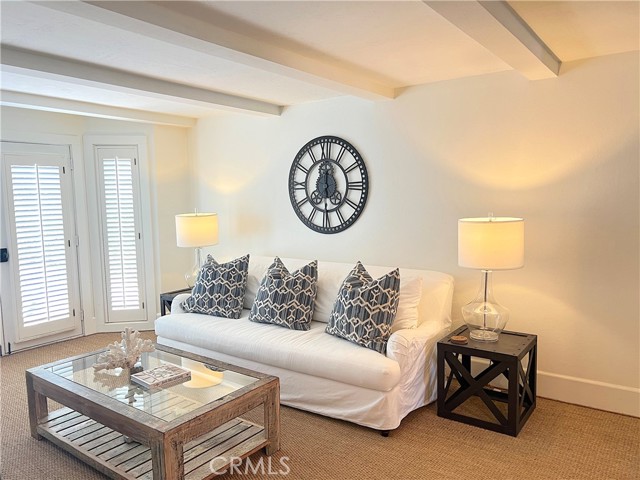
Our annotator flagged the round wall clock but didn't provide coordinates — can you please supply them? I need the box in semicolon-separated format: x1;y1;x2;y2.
288;136;369;234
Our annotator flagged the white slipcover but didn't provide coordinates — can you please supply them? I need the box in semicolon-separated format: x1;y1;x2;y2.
155;256;454;430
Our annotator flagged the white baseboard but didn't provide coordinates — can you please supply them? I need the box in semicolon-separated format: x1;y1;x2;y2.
538;370;640;418
467;359;639;417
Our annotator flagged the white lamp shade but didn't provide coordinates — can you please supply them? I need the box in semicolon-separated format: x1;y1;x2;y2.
458;217;524;270
175;213;219;248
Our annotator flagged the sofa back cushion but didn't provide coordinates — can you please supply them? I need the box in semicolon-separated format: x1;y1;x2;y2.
244;256;454;329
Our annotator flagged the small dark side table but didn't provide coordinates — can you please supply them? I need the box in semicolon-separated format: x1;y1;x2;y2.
437;325;537;436
160;287;191;316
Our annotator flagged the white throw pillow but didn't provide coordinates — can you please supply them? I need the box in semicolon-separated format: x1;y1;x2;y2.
391;276;423;333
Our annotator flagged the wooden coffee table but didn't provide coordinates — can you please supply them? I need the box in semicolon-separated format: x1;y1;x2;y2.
26;345;280;479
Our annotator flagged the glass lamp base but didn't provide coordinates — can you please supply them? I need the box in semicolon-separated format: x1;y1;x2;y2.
184;269;198;288
469;329;500;342
462;270;509;343
185;247;204;288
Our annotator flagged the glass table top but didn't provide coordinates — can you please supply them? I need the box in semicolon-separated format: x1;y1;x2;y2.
46;349;259;422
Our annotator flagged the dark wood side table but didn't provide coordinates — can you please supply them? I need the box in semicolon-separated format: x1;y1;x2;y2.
437;325;537;437
160;287;191;315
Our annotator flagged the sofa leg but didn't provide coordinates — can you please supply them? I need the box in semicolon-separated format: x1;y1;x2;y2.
380;430;390;437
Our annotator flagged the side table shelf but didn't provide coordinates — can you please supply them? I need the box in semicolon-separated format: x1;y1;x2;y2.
437;326;537;437
160;288;191;316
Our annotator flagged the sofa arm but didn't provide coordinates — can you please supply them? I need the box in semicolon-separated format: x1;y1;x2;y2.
386;321;447;373
170;293;191;314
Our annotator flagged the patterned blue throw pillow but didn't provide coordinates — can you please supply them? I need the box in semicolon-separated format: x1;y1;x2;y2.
182;254;250;319
326;262;401;354
249;257;318;330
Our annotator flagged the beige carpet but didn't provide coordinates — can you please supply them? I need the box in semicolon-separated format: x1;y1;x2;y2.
1;333;638;480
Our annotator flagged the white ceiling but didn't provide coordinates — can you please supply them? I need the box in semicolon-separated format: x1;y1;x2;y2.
1;1;638;124
509;1;639;60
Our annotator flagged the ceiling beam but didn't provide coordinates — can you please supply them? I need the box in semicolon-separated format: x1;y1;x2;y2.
1;46;282;116
36;0;395;100
1;91;197;127
425;0;560;80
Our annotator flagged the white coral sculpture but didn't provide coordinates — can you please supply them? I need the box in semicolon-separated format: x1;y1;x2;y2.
93;328;155;371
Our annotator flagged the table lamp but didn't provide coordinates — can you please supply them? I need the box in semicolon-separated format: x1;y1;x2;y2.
175;212;218;287
458;215;524;342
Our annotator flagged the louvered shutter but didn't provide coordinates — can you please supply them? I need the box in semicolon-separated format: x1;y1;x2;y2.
12;163;69;324
2;144;79;340
96;146;146;322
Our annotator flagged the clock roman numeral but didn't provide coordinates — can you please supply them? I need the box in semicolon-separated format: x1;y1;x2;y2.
348;181;363;191
345;198;359;210
297;197;309;209
320;141;332;159
344;161;359;174
307;208;318;223
336;207;346;225
335;146;347;164
293;181;306;190
307;148;318;163
323;210;330;228
296;163;309;175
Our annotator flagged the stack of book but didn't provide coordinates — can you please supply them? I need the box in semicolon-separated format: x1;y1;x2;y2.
131;364;191;389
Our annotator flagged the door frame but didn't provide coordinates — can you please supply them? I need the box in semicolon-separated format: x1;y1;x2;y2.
0;131;96;352
3;143;81;340
83;134;157;332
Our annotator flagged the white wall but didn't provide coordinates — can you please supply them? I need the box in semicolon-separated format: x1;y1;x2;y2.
0;108;192;332
188;51;639;416
152;125;194;291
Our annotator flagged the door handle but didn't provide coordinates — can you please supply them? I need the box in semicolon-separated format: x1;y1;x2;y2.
0;248;8;262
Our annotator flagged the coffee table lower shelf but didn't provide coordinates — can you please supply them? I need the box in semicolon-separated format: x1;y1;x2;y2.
39;407;268;480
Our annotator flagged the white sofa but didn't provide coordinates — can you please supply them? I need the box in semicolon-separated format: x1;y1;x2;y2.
155;256;454;431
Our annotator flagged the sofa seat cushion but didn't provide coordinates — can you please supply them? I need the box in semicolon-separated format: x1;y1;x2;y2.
155;311;401;392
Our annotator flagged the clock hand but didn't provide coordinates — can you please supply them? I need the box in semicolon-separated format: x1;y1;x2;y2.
319;173;328;197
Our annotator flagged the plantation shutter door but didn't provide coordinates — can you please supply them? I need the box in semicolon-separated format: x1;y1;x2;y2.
95;146;146;323
3;146;79;340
